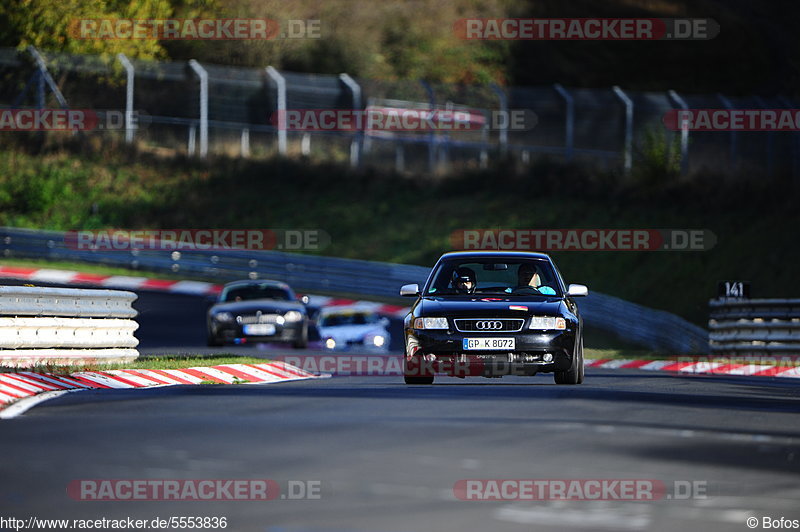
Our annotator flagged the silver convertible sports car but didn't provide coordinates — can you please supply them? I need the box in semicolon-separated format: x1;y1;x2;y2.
206;280;310;348
400;251;588;385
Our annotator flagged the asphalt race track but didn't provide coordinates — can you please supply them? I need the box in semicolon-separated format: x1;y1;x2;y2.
1;285;799;531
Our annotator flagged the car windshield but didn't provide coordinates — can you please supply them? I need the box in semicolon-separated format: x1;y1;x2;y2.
426;258;562;297
319;312;380;327
220;284;292;302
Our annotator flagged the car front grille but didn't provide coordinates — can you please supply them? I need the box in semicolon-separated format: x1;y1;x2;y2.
454;318;525;332
236;313;282;324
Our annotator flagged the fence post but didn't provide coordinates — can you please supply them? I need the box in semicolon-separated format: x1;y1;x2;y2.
667;89;689;175
612;85;633;174
490;83;508;159
339;73;362;168
188;59;208;158
117;53;135;144
26;46;68;108
241;128;250;157
188;126;196;156
554;83;574;161
421;80;437;174
266;66;287;155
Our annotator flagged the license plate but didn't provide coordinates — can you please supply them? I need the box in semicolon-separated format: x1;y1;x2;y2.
463;337;515;350
243;324;276;336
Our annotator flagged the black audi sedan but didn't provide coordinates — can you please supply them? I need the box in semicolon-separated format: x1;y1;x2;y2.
206;280;310;348
400;251;587;385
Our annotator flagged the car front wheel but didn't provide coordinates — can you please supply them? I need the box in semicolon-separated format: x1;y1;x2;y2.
403;355;434;385
291;326;309;349
554;338;584;385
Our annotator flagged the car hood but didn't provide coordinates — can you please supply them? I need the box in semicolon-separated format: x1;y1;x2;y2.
318;324;388;342
419;296;565;316
210;300;304;314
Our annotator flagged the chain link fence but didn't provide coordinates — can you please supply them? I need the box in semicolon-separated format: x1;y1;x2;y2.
1;45;797;177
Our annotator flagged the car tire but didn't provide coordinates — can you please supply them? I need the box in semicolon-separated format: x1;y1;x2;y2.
292;326;309;349
554;337;584;385
403;355;434;385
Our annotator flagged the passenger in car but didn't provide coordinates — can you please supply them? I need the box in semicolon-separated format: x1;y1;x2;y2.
516;264;556;295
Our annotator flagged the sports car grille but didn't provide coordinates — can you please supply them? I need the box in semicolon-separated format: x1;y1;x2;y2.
454;319;524;332
236;313;282;324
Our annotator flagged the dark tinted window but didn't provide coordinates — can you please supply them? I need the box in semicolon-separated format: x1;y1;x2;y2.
221;284;292;302
426;258;562;296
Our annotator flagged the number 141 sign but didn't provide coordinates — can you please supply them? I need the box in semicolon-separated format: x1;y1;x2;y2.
718;281;750;299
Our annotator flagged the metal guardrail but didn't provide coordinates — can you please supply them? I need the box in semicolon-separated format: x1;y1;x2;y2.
0;284;139;366
0;227;708;353
0;285;137;318
582;292;708;354
709;298;800;355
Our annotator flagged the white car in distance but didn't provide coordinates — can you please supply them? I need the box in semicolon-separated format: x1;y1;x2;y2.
317;307;391;352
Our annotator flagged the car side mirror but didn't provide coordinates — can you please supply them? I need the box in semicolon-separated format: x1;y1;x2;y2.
379;317;390;327
400;283;420;297
567;284;588;297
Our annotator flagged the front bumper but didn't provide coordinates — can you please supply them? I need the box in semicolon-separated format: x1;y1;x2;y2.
406;329;577;376
210;321;306;344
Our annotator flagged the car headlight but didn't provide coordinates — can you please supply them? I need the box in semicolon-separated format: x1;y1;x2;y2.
371;335;386;347
284;310;303;322
413;317;448;329
324;337;336;349
528;316;567;330
214;312;234;323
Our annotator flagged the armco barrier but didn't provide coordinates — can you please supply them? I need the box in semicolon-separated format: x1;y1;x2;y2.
0;285;139;366
709;298;800;355
0;227;708;353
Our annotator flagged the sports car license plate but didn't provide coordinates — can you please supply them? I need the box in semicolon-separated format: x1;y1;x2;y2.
463;337;515;350
243;324;276;336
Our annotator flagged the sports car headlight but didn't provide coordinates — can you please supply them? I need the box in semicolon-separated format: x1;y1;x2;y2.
528;316;567;330
214;312;234;323
370;335;386;347
413;317;448;330
284;310;303;322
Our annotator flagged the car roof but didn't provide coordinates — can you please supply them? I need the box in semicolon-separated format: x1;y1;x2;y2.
437;251;552;261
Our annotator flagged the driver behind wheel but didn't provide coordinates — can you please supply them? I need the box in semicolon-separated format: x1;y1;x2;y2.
451;267;477;294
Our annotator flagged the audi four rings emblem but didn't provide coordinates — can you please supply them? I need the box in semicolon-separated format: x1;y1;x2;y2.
476;321;503;330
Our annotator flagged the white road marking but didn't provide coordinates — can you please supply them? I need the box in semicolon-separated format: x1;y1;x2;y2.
0;389;82;419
